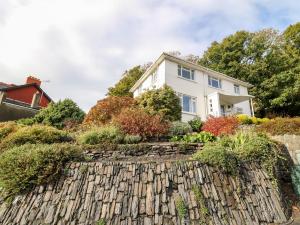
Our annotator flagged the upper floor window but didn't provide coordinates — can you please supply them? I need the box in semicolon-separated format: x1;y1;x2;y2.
151;71;157;85
234;84;240;94
178;93;196;113
208;76;221;89
178;65;195;80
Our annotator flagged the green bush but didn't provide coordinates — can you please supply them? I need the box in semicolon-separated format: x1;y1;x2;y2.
123;135;142;144
188;117;203;132
192;140;239;175
34;99;85;129
0;144;83;200
0;122;18;141
17;117;35;126
137;85;181;121
193;131;282;180
0;125;71;150
168;121;192;136
78;126;125;145
170;131;215;143
256;117;300;135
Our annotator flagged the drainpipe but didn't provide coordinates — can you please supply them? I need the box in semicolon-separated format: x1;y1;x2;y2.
250;98;254;117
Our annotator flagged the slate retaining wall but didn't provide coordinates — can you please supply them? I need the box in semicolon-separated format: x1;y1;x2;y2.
0;161;289;225
84;143;203;161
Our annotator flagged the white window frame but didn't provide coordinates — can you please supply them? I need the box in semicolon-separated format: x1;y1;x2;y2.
151;71;157;85
177;65;195;81
208;76;222;89
234;84;240;94
177;93;196;114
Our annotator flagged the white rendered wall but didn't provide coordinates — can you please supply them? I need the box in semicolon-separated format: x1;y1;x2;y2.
164;60;207;121
133;61;166;97
133;59;252;121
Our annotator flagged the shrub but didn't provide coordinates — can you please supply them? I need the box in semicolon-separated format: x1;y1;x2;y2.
123;135;142;144
236;114;253;125
84;96;136;126
257;117;300;135
0;144;83;200
256;118;270;124
168;121;192;136
0;122;18;141
78;126;125;145
137;85;181;121
202;116;239;136
0;125;70;150
188;117;203;132
236;114;270;125
192;141;239;175
193;131;282;180
34;99;85;129
17;117;35;126
170;131;215;143
113;108;170;139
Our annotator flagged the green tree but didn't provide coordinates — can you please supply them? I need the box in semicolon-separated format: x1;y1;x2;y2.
137;85;181;121
34;99;85;129
199;24;300;116
107;66;145;97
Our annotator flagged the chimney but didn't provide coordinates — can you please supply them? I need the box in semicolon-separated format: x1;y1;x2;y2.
31;91;41;108
26;76;41;86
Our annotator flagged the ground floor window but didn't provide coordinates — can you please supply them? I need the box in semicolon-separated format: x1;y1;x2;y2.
178;93;196;113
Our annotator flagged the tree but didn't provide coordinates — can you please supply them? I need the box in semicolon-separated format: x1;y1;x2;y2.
199;24;300;117
107;66;145;97
137;85;181;121
34;99;85;129
84;96;136;126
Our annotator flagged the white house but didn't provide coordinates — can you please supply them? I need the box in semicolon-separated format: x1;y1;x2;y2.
130;53;254;122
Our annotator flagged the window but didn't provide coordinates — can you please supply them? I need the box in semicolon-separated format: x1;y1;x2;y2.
138;85;142;94
178;65;195;80
234;84;240;94
178;93;196;113
151;71;157;85
208;76;221;89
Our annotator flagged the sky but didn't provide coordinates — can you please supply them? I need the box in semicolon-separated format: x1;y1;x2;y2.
0;0;299;111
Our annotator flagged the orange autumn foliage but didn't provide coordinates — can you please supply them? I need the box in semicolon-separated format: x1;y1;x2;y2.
84;96;136;126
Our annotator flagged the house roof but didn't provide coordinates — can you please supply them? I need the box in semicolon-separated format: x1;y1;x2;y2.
0;83;53;102
0;82;12;89
130;52;253;92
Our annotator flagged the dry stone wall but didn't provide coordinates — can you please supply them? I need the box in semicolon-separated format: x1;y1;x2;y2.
0;160;288;225
85;143;203;161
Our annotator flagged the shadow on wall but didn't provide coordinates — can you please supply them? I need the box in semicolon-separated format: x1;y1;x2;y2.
0;103;37;122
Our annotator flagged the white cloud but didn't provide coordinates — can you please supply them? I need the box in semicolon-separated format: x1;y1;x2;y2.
0;0;299;111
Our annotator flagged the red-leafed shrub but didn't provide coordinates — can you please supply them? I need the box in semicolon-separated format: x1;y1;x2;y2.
202;116;239;136
84;96;136;126
113;108;170;138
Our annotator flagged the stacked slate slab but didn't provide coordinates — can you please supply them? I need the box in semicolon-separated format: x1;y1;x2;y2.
0;160;288;225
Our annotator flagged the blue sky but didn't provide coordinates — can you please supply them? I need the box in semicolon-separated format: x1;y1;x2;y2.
0;0;299;111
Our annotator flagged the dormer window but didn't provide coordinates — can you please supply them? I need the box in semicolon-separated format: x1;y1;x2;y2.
208;76;221;89
178;65;195;80
234;84;240;94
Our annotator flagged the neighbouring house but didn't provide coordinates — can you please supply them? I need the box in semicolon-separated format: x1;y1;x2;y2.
0;76;52;122
130;52;254;122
